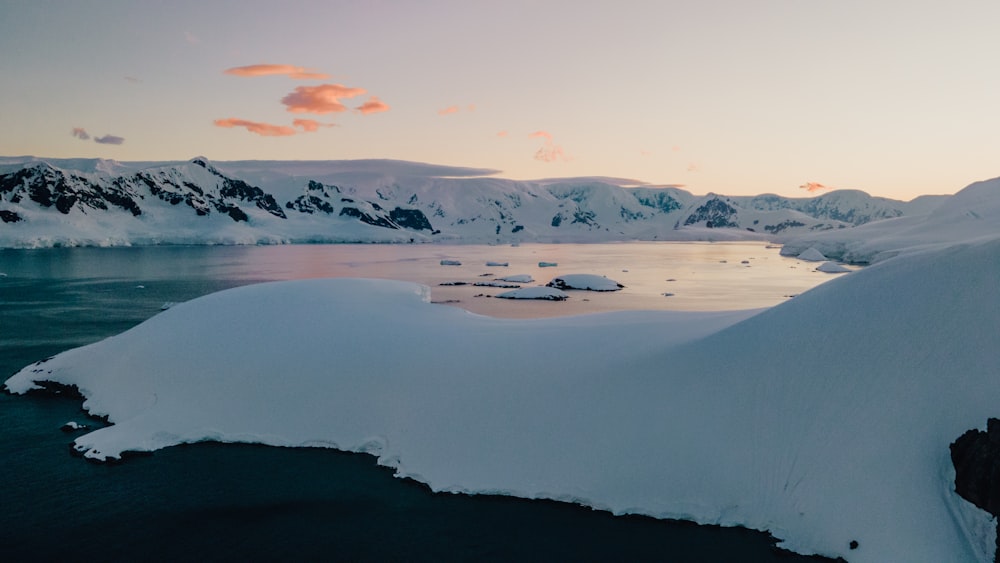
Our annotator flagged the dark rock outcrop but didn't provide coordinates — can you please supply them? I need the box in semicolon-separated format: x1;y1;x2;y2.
951;418;1000;560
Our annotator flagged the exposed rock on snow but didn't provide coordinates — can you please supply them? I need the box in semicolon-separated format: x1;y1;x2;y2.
495;287;569;300
485;261;509;267
546;274;624;291
538;262;558;267
439;260;461;266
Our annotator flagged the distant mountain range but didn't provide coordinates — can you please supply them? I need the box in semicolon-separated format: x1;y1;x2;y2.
0;156;950;248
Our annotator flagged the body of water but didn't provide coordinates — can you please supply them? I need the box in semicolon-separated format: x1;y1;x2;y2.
0;243;840;561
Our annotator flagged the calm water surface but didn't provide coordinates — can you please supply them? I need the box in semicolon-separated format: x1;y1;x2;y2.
0;244;840;561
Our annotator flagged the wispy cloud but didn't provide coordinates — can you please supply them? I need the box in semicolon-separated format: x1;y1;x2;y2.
71;127;90;140
94;134;125;145
281;84;367;114
214;118;297;137
687;162;701;173
438;104;475;116
800;181;832;192
224;64;330;80
496;130;508;138
355;96;390;115
124;75;141;84
292;118;335;132
183;31;200;45
529;130;570;162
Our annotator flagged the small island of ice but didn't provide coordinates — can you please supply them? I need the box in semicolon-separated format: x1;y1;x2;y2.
815;261;851;274
546;274;624;291
495;287;568;301
497;274;534;283
796;247;827;262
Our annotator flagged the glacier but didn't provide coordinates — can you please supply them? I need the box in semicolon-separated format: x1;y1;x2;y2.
7;232;1000;561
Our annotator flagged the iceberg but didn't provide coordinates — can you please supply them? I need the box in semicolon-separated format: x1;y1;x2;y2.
796;247;827;262
7;236;1000;562
495;287;569;301
815;262;851;274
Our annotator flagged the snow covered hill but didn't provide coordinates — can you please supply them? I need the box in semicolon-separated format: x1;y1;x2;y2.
0;156;943;248
781;176;1000;263
7;234;1000;561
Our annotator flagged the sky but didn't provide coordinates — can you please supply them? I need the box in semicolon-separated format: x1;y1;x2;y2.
1;0;999;200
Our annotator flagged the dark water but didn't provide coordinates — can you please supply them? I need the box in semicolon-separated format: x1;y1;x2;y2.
0;246;835;561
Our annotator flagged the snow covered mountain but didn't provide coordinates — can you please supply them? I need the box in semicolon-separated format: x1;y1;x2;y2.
781;176;1000;263
0;156;942;248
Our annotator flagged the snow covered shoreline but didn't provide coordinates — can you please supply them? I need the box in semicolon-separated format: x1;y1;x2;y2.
7;233;1000;561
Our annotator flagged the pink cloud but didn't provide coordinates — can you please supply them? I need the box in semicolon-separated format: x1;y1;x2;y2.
224;64;330;80
535;144;569;162
800;181;832;192
214;118;297;137
281;84;367;114
438;105;460;115
496;130;508;138
355;96;390;115
529;131;569;162
71;127;90;140
292;118;336;132
467;104;476;112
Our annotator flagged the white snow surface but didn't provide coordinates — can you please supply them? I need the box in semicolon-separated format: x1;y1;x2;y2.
8;236;1000;561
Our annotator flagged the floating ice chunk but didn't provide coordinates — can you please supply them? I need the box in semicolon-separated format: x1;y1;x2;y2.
485;261;509;267
797;247;827;262
61;421;87;432
546;274;624;291
495;286;568;300
816;261;851;274
497;274;534;283
440;260;462;266
474;281;521;288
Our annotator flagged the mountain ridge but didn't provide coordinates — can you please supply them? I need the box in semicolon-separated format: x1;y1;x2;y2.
0;156;949;248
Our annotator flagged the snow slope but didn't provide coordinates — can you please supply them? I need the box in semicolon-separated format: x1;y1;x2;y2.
781;176;1000;263
8;234;1000;561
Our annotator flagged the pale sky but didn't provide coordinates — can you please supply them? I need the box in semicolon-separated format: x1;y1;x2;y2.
2;0;998;199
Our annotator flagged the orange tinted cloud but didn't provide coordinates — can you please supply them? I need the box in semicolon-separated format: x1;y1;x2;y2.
292;118;335;132
71;127;90;140
355;96;390;115
438;105;460;115
224;64;330;80
214;118;297;137
529;131;569;162
281;84;366;114
800;181;832;192
496;130;508;137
